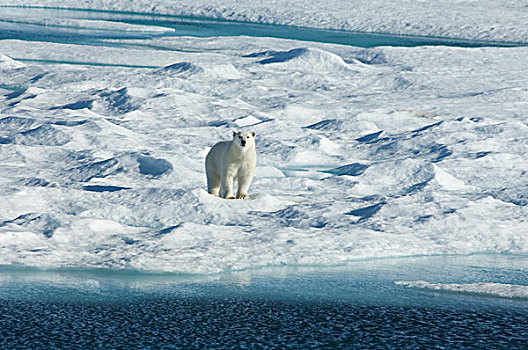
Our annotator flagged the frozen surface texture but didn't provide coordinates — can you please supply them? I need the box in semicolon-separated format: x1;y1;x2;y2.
0;2;527;274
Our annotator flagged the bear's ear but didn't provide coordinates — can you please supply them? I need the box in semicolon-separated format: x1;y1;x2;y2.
251;132;256;138
232;130;237;137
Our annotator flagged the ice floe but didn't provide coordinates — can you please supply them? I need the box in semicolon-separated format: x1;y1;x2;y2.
396;281;528;300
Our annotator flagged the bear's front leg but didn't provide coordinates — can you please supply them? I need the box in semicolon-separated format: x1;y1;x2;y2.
236;173;253;199
236;193;248;199
221;174;235;199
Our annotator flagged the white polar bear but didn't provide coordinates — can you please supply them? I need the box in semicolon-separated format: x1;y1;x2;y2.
205;130;257;199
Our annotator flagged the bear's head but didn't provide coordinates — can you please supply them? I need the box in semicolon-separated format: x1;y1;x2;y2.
232;130;256;149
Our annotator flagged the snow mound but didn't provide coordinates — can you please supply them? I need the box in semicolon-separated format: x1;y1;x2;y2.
251;48;354;72
0;54;25;70
323;163;369;177
95;87;141;115
0;116;37;135
0;117;71;146
0;213;60;238
352;159;435;197
13;124;71;146
157;62;204;76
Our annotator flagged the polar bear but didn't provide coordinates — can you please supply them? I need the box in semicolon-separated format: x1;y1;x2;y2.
205;130;257;199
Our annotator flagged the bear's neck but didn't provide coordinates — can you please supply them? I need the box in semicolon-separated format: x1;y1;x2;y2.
229;142;251;157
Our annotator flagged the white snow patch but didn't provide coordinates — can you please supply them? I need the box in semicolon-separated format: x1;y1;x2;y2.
234;115;261;127
255;166;285;178
433;164;469;191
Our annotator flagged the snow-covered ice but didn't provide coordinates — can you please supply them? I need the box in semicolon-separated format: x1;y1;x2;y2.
396;281;528;300
0;3;527;275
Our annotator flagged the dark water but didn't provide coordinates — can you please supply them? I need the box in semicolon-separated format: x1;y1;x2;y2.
2;295;527;348
1;256;528;349
0;6;524;49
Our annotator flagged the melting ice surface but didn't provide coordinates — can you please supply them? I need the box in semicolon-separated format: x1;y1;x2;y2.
2;6;519;49
0;4;527;279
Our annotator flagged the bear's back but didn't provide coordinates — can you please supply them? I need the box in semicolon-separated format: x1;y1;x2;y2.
210;140;231;154
206;140;231;166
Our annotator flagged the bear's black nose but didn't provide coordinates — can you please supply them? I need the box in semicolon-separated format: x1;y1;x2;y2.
241;140;246;146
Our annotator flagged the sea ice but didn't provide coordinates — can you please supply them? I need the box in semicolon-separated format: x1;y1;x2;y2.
0;3;527;273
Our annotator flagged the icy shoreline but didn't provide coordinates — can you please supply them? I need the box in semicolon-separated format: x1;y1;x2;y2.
0;1;527;43
2;255;527;348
